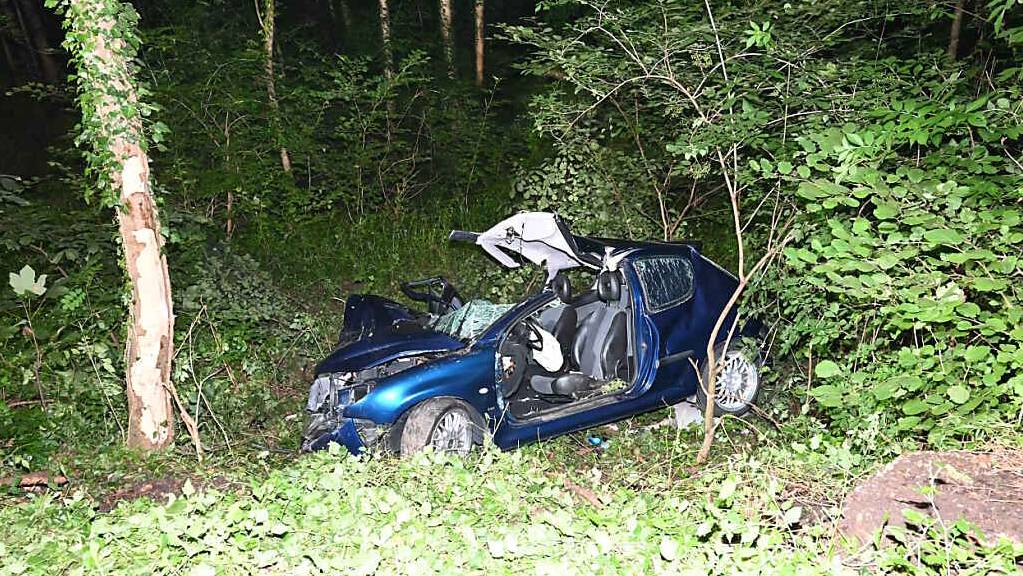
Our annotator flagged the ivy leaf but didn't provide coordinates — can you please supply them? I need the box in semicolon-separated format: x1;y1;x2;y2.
814;360;841;378
947;385;970;404
9;265;47;296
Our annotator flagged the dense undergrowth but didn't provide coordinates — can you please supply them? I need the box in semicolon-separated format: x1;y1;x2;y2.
3;425;1022;575
2;0;1023;573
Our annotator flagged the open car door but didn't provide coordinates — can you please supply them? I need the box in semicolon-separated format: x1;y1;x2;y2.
450;212;600;280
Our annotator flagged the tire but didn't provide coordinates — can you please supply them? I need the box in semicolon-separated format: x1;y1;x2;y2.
695;340;763;417
398;398;484;456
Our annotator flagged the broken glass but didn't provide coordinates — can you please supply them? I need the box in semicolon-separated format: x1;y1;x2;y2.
430;300;515;341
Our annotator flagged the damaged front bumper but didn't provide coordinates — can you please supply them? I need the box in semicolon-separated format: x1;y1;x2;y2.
300;371;392;455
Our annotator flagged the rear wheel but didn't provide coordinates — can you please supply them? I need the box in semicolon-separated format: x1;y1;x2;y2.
399;398;482;456
696;341;762;417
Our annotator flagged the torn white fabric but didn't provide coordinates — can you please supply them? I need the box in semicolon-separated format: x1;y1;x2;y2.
473;212;596;281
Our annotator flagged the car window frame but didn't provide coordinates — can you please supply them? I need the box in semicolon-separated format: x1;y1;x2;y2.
630;254;696;314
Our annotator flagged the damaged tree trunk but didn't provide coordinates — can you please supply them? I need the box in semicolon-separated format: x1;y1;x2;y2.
259;0;291;173
59;0;175;450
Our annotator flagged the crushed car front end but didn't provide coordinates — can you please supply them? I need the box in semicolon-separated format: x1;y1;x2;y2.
301;355;434;453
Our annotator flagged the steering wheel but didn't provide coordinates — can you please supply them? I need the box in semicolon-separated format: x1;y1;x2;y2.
523;320;546;353
512;320;545;352
400;277;463;315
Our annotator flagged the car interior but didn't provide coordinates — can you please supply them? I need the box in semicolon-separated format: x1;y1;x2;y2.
498;270;635;420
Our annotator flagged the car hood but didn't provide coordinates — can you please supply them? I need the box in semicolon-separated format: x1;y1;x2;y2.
315;294;464;374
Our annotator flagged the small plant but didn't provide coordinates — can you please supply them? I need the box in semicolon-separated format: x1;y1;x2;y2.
8;265;48;407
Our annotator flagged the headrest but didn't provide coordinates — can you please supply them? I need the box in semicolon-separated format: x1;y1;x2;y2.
596;270;622;302
551;272;572;302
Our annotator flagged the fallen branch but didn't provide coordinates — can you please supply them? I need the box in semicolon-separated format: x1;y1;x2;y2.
4;399;42;409
2;472;69;488
563;477;603;508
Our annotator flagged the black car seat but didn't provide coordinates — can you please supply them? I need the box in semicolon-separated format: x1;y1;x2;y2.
572;270;628;380
550;273;577;361
528;270;628;397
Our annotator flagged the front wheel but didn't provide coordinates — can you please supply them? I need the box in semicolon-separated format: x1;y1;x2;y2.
695;341;763;417
398;398;483;456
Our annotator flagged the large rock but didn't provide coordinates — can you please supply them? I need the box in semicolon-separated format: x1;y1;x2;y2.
841;450;1023;544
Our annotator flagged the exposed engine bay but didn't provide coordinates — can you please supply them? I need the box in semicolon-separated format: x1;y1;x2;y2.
301;355;432;452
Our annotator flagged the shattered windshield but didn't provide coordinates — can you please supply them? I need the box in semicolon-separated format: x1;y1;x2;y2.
429;299;515;341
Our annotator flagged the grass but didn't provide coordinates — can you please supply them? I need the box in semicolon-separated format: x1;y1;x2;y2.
2;413;1021;575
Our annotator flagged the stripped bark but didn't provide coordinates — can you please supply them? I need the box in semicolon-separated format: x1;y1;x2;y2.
64;0;176;450
338;0;352;34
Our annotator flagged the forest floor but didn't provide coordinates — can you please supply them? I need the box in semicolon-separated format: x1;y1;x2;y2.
2;410;1022;575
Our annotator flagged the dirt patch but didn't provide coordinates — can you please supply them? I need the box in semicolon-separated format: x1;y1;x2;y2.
98;476;236;512
840;450;1023;545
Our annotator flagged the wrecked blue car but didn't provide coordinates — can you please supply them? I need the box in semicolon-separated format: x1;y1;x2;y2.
301;212;763;455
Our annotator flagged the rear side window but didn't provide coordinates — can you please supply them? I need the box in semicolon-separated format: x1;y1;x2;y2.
633;256;695;313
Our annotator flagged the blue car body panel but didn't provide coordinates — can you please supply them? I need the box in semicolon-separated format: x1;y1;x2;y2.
344;349;498;424
316;329;464;375
305;239;747;454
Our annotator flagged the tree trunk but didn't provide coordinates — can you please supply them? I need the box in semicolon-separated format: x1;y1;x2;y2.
60;0;175;450
14;0;58;83
338;0;352;35
6;0;38;79
473;0;483;87
948;0;965;59
0;29;16;77
438;0;454;78
1;1;23;79
378;0;393;80
260;0;291;173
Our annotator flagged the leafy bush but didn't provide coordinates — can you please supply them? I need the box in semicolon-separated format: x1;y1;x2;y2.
772;77;1023;448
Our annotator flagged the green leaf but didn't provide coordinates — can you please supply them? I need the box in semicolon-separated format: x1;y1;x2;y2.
814;360;841;378
718;477;737;501
782;506;803;525
902;399;928;415
9;265;47;297
873;202;899;220
923;229;963;245
777;161;793;175
810;384;844;407
947;385;970;404
963;346;990;362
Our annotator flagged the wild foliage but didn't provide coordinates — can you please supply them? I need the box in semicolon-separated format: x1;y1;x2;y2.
506;0;1023;450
